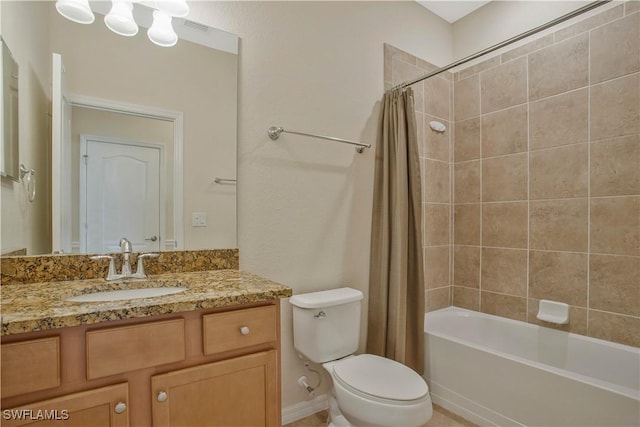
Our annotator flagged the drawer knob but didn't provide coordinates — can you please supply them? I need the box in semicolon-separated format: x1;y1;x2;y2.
157;391;168;402
114;402;127;414
240;326;250;335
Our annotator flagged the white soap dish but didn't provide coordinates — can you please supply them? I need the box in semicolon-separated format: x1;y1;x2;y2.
536;300;569;324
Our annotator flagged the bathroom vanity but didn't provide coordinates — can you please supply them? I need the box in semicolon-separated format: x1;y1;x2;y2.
0;263;291;426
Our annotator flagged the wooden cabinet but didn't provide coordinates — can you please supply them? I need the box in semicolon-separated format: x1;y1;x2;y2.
1;383;129;427
1;302;281;427
151;351;278;426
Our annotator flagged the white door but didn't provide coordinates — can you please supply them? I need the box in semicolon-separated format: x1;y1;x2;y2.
81;137;161;253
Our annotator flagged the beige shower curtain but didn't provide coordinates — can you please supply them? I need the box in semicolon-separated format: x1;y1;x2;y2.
367;88;424;374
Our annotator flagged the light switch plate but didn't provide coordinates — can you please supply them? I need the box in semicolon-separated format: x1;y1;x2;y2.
192;212;207;227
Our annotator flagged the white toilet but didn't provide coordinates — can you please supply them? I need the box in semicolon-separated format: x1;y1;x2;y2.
290;287;433;427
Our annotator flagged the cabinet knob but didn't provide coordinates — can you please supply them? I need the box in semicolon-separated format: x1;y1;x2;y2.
114;402;127;414
240;326;250;335
157;391;168;402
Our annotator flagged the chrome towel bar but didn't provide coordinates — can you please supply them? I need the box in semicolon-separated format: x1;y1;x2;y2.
268;126;371;153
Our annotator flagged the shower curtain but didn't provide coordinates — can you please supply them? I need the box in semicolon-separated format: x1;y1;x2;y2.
367;88;425;374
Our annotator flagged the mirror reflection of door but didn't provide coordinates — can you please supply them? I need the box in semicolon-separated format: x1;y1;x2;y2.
80;136;162;253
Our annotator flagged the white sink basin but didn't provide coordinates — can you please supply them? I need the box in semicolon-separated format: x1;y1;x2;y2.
65;287;187;303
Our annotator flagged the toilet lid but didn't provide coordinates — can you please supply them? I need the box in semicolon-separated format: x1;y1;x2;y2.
332;354;428;401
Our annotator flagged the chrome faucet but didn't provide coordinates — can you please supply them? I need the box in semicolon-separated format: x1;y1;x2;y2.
119;237;133;278
91;237;158;281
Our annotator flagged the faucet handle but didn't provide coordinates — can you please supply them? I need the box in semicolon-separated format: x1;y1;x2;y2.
90;255;120;281
132;253;159;279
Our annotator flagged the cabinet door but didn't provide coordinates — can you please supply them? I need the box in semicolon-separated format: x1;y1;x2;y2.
151;351;278;427
2;383;129;427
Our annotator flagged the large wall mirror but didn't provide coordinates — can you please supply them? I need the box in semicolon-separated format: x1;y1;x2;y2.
0;1;238;256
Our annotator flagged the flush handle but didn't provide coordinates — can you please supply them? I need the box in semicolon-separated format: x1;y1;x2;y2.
314;311;326;319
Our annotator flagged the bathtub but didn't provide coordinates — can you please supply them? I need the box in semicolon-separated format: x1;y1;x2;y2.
424;307;640;427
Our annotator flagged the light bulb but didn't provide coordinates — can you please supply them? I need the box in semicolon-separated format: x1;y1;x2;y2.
147;10;178;47
155;0;189;18
105;0;138;37
55;0;95;24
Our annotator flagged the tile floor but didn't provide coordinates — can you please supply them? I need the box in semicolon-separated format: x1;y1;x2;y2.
283;404;477;427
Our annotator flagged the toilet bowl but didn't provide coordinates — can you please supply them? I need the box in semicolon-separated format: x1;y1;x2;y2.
324;354;432;427
289;287;433;427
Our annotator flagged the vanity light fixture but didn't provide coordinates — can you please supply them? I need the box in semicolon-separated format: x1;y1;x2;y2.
104;0;138;37
55;0;190;47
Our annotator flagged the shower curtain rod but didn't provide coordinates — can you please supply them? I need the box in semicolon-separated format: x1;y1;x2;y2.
390;0;611;92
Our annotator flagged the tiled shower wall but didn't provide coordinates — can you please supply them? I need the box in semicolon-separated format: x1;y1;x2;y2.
383;44;454;313
452;3;639;347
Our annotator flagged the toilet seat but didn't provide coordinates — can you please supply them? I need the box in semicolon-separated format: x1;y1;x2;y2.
331;354;429;403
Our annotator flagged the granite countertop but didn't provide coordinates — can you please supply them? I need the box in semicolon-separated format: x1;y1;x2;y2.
1;270;292;336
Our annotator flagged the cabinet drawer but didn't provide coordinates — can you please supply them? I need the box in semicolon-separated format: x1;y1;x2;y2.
86;319;185;379
1;337;60;397
203;305;277;355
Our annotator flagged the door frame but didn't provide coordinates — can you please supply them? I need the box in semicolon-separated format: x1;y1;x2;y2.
79;135;165;253
60;94;184;251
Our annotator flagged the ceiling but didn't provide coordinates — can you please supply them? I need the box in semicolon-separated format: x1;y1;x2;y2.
417;0;492;23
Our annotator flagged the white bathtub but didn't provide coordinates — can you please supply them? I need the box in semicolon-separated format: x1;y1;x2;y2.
424;307;640;427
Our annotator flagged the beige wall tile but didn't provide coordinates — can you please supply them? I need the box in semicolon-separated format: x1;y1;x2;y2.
385;43;417;65
530;199;588;252
626;1;640;14
427;287;451;312
529;250;588;306
481;105;528;157
590;13;640;84
482;202;528;248
527;299;588;335
529;33;589;101
425;203;450;246
501;34;554;63
454;245;480;288
590;196;640;256
529;88;588;150
591;73;640;140
481;57;527;114
481;248;527;296
458;56;501;80
425;76;451;120
425;160;450;203
588;310;640;347
482;154;528;202
424;115;450;162
554;5;623;42
425;246;451;290
454;204;480;246
416;113;425;156
530;143;588;200
454;161;480;204
454;75;480;121
392;58;424;112
453;286;480;311
590;254;640;316
481;291;527;321
454;118;480;162
591;134;640;197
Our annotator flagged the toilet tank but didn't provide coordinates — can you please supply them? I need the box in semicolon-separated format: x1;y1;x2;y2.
289;287;364;363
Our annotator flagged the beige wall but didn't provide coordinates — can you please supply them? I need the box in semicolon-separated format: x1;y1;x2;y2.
49;5;238;250
0;1;51;255
453;1;593;59
452;3;639;347
187;0;452;409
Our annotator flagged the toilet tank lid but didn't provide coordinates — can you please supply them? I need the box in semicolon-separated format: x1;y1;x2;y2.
290;287;363;309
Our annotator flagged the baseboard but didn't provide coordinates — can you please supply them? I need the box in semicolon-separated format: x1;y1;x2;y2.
281;394;329;425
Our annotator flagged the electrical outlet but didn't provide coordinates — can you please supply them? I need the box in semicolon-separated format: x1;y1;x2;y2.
192;212;207;227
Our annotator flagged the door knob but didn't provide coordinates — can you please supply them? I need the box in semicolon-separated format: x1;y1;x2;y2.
114;402;127;414
157;391;168;402
145;235;158;242
240;326;250;335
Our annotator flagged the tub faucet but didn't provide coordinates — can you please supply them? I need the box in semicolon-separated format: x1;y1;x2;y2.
119;237;133;278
